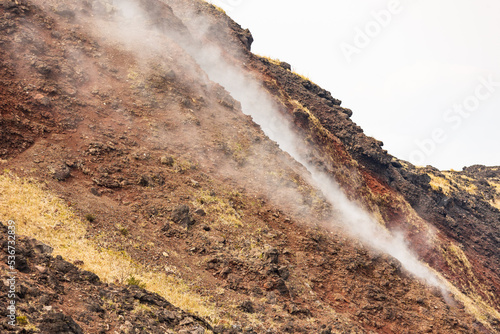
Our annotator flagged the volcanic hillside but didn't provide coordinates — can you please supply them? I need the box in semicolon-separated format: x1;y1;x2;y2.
0;0;499;333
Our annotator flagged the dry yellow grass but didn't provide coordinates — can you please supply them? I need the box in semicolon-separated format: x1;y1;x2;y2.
257;55;282;67
444;280;500;332
443;171;478;194
491;181;500;194
491;198;500;210
428;172;478;196
293;71;311;82
428;174;453;195
439;242;500;331
194;190;243;227
257;55;311;81
0;173;218;325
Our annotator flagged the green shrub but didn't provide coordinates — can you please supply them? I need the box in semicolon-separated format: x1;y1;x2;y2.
16;316;28;325
126;275;146;289
85;213;96;222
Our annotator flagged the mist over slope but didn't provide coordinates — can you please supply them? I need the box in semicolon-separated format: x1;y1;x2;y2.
0;0;499;333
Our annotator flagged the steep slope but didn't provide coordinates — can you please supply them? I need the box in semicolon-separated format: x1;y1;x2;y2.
245;33;500;326
0;0;499;333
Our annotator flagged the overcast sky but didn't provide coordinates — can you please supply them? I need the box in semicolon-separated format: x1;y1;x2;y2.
207;0;500;170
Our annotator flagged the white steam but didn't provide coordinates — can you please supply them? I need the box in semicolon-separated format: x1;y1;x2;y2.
179;17;447;292
70;0;447;292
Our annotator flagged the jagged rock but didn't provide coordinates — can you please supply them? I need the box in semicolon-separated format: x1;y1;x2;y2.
34;93;50;106
274;279;289;296
160;155;175;166
1;0;18;10
235;28;253;51
78;270;100;283
279;61;291;71
0;1;498;332
171;205;195;228
53;255;76;274
263;247;279;264
32;60;52;75
293;109;310;127
195;208;206;216
238;300;255;313
39;312;83;334
15;254;30;272
50;164;71;181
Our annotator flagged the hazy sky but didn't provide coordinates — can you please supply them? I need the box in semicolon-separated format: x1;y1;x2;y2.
207;0;500;170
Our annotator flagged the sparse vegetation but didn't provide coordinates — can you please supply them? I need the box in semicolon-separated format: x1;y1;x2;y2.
291;99;329;137
428;174;453;195
85;213;96;222
0;173;218;322
439;242;500;331
173;158;198;173
132;302;153;315
1;4;499;330
126;275;146;289
258;55;282;66
427;171;478;196
257;55;312;81
491;198;500;210
194;190;243;227
16;315;28;325
293;71;312;82
443;171;478;194
119;226;129;236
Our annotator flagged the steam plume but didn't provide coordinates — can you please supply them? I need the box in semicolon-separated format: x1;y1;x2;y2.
67;0;448;292
174;8;448;292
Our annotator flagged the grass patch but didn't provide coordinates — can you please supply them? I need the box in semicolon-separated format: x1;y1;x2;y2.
293;71;311;82
257;55;282;67
491;198;500;210
194;190;243;227
444;279;500;332
428;174;453;195
0;173;218;323
439;242;500;331
443;171;478;194
126;275;146;289
85;213;96;222
16;315;28;325
173;158;198;174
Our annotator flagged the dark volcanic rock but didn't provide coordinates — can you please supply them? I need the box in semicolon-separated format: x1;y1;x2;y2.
39;312;83;334
51;163;71;181
172;205;195;228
